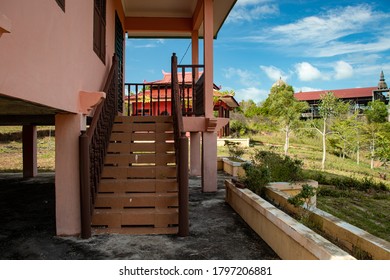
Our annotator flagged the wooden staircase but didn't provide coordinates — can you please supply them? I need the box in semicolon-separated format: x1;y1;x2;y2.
91;115;179;234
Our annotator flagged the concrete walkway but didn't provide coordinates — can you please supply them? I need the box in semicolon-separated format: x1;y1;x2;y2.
0;172;279;260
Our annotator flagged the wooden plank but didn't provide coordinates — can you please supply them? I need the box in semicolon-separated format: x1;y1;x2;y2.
99;178;177;193
105;154;157;166
107;143;132;153
101;167;128;179
112;123;133;133
99;179;157;192
156;143;175;153
94;193;178;209
156;166;177;179
91;212;121;227
156;123;174;133
132;123;156;132
92;227;178;235
130;142;156;152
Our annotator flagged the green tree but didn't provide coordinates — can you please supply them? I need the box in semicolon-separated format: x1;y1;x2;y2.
376;122;390;168
330;112;364;163
261;84;308;155
363;100;388;169
310;92;349;171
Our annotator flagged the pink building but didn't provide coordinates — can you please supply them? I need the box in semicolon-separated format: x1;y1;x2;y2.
0;0;237;237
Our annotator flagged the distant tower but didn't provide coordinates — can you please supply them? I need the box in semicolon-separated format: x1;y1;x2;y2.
272;77;287;88
378;70;388;90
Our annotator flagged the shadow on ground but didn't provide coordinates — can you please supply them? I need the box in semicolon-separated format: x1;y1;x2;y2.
0;172;279;260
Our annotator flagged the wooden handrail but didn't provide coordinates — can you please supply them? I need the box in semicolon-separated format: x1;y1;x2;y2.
171;53;189;237
80;55;119;239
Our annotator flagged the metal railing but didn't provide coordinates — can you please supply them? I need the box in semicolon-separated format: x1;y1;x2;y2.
79;55;119;239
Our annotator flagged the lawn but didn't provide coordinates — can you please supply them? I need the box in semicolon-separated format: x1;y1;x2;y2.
218;131;390;242
0;126;55;173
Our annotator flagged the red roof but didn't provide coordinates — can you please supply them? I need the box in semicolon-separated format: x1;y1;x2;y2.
295;87;377;101
147;70;203;84
146;70;220;90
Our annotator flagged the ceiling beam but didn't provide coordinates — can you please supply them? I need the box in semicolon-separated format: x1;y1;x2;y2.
125;17;193;34
192;0;203;31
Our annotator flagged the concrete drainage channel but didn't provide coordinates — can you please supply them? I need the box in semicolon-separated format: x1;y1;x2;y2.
225;179;390;260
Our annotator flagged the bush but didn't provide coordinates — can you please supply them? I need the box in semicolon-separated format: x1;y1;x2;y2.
224;140;245;160
251;150;304;182
242;150;305;195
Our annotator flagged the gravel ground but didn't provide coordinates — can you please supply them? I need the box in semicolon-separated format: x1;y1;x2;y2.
0;172;279;260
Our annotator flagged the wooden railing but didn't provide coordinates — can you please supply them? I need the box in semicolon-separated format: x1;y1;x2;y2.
124;64;204;117
79;55;119;239
171;53;189;237
177;64;204;116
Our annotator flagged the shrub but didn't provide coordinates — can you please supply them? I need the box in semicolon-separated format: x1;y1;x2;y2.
224;140;245;161
251;150;304;182
287;184;316;208
242;150;304;195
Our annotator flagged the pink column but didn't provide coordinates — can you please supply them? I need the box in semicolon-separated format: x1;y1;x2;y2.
190;30;202;176
55;113;82;236
190;132;201;176
202;0;217;192
22;125;37;178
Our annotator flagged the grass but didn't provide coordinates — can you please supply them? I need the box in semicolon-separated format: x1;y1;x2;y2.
0;126;55;173
317;186;390;242
219;131;390;243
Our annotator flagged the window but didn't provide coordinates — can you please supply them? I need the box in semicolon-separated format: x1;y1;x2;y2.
55;0;65;12
93;0;106;63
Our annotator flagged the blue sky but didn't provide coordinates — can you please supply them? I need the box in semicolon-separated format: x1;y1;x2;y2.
125;0;390;103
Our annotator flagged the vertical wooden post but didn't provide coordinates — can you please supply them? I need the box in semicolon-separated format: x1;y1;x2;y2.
79;132;91;239
22;125;37;178
178;135;189;237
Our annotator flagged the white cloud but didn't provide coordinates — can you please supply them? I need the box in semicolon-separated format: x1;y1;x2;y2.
260;65;288;82
228;1;279;22
295;62;322;81
271;5;373;45
243;4;390;57
235;0;270;6
295;86;323;93
223;67;259;87
334;61;354;80
235;87;269;103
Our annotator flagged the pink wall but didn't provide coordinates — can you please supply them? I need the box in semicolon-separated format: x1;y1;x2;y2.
0;0;124;113
1;0;125;236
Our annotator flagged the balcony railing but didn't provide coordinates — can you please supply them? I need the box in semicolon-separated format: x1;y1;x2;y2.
124;64;204;117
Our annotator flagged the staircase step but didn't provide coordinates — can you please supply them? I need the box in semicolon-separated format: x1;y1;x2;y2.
101;166;176;179
95;193;178;209
109;132;174;142
99;178;178;193
92;227;178;235
107;142;175;153
105;153;176;166
91;208;178;228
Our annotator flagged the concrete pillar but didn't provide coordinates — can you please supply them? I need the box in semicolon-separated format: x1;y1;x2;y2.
202;0;217;192
22;125;38;178
190;30;202;176
190;132;201;176
55;113;82;236
202;132;217;192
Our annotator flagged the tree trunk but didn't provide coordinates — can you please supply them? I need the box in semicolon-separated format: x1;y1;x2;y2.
284;124;290;156
357;142;360;165
321;118;326;171
371;137;375;169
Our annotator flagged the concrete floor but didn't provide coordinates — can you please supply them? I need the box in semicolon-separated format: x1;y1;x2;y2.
0;172;279;260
